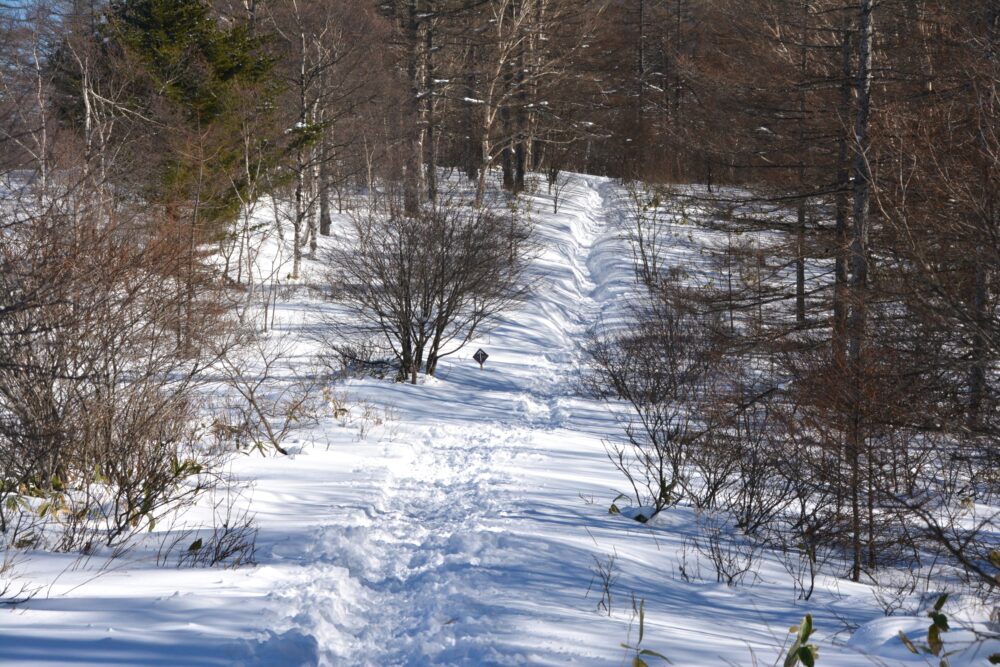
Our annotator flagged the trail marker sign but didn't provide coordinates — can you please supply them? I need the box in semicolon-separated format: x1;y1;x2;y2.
473;349;489;369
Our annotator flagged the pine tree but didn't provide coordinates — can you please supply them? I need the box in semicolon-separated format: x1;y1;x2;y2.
103;0;276;230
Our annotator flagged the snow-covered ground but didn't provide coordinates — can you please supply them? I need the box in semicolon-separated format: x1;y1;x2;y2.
0;174;983;666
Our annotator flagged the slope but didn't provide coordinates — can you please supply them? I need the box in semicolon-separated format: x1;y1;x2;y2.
0;174;935;666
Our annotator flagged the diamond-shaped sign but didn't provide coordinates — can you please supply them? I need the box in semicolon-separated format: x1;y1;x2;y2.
473;349;488;368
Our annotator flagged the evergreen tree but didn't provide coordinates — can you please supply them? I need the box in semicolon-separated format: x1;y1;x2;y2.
103;0;277;230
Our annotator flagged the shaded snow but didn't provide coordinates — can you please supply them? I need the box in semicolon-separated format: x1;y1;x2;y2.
0;174;963;666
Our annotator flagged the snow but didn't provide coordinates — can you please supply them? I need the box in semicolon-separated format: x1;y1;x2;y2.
0;174;981;666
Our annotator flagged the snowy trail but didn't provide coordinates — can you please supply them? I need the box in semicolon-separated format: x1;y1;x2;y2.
1;175;929;666
264;175;628;664
267;422;523;664
256;177;903;666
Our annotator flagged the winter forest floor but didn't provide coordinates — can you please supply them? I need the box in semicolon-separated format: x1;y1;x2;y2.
0;174;981;666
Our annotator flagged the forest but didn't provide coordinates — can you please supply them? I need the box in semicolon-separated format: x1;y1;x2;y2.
1;1;999;665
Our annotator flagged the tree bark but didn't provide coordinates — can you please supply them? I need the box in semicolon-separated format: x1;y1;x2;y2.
319;153;332;236
832;27;852;369
425;14;437;202
795;203;806;326
794;0;810;329
404;0;424;215
847;0;874;584
634;0;646;180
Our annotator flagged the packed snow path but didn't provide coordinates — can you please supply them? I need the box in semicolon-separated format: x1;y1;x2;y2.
264;175;633;664
0;176;926;666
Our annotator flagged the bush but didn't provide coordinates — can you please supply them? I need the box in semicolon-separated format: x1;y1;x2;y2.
0;199;229;550
586;279;721;521
327;189;534;383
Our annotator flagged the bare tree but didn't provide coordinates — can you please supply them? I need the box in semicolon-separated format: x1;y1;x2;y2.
265;0;383;278
586;278;721;522
327;190;533;383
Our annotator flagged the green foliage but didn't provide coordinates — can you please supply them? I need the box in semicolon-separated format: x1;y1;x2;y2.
609;492;627;515
783;614;818;667
107;0;271;122
170;455;202;478
891;590;1000;666
104;0;278;229
989;549;1000;577
898;594;958;666
287;120;325;152
657;478;676;510
48;0;281;232
621;599;671;666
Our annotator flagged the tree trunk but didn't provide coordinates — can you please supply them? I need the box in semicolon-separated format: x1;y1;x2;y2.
634;0;646;180
969;260;988;428
319;108;332;235
475;121;491;207
399;333;414;384
425;15;437;202
796;202;806;327
512;0;526;193
291;27;308;279
794;1;810;329
501;103;514;191
404;0;424;215
832;27;852;369
412;340;424;384
500;2;515;193
309;111;320;254
293;160;303;279
464;43;480;182
847;0;874;584
319;159;332;236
